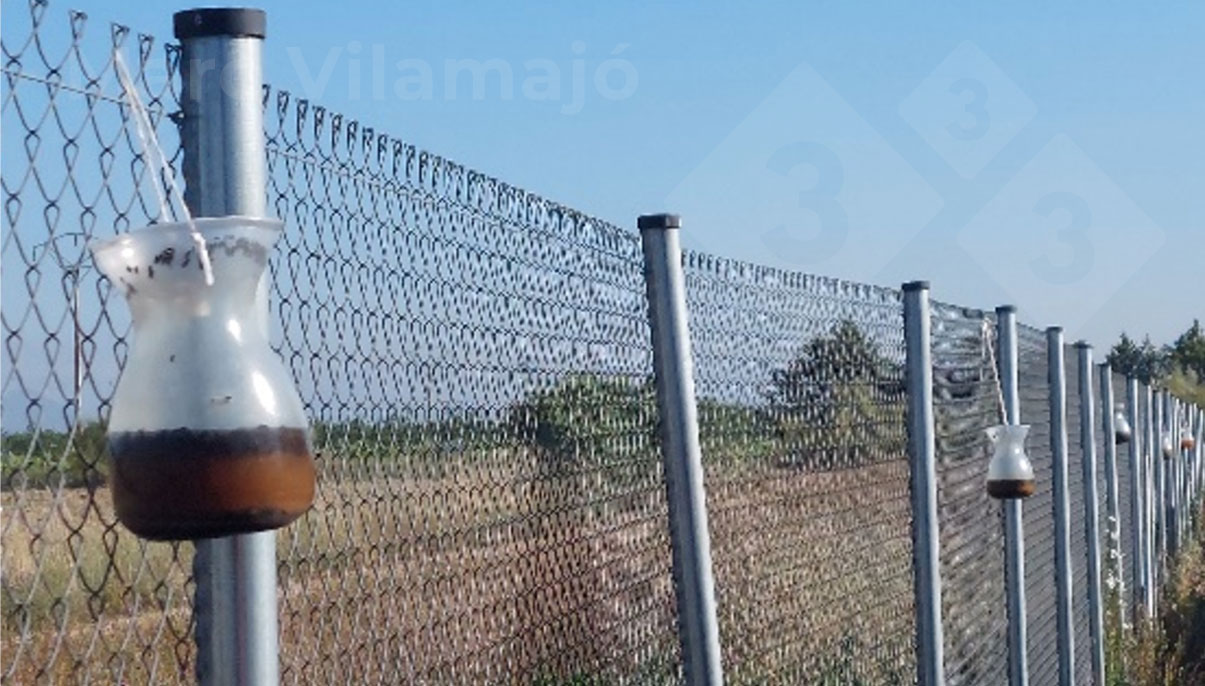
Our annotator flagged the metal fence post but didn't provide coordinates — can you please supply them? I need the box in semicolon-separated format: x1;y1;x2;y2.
1098;365;1124;621
175;9;278;686
996;306;1028;686
1177;399;1187;544
1191;407;1198;517
1195;407;1201;519
637;213;723;686
1195;408;1203;517
1173;397;1181;545
903;282;945;686
1143;384;1156;616
1075;344;1105;686
1183;403;1191;534
1046;328;1075;686
1184;402;1192;536
1153;390;1165;583
1194;408;1199;511
1168;394;1179;555
1190;407;1200;508
1197;408;1204;516
1176;398;1183;544
1126;377;1146;619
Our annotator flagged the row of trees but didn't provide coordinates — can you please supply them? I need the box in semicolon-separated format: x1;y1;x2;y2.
1107;320;1205;405
4;319;907;489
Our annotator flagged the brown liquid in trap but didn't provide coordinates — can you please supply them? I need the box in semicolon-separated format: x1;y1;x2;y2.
108;426;315;541
987;478;1036;499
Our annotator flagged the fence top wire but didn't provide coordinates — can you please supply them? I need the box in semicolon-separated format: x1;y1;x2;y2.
261;86;631;248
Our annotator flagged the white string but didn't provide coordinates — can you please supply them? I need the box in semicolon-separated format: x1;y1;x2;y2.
982;319;1008;423
113;49;214;286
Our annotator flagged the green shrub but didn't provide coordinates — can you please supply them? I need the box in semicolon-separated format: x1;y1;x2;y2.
2;421;108;490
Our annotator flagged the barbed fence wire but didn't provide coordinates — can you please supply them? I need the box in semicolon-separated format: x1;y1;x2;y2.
2;3;1203;685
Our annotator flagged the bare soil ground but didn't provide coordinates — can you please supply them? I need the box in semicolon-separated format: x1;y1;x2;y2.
3;455;915;685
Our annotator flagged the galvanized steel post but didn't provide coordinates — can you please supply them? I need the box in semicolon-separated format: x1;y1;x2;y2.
996;306;1028;686
1098;365;1124;620
176;9;278;686
1191;407;1198;514
1126;377;1146;619
638;213;724;686
1075;344;1104;686
903;281;945;686
1153;390;1165;580
1196;408;1204;515
1143;384;1156;615
1047;328;1075;686
1168;394;1179;555
1195;408;1203;515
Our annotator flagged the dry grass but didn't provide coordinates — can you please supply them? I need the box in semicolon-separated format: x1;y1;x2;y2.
1118;505;1205;686
3;452;916;685
1;488;194;685
706;459;916;684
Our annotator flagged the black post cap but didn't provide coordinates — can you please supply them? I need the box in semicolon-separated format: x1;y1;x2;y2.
1047;326;1064;334
995;305;1017;314
637;214;681;230
1074;340;1092;349
901;280;929;292
174;8;266;40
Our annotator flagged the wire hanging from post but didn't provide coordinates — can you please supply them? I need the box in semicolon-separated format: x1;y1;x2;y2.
113;47;214;286
982;319;1009;424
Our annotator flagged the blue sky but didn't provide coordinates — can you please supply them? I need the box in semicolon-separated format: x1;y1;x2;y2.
18;0;1205;349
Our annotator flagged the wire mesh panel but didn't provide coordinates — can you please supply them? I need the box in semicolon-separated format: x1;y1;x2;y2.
930;303;1009;686
263;91;681;684
1017;325;1058;686
1064;346;1092;685
682;255;916;685
1;6;197;684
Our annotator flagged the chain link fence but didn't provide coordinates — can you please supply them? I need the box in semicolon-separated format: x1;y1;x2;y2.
262;85;681;685
1;6;196;684
682;256;915;684
930;303;1008;686
1108;372;1135;616
1016;325;1059;686
1063;345;1092;686
4;2;1205;685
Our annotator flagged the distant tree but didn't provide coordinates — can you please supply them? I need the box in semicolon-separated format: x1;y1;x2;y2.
695;398;778;467
766;320;904;416
765;320;906;468
1;421;108;490
1108;332;1171;384
1171;319;1205;380
508;373;657;475
1107;333;1142;377
511;373;782;473
1167;369;1205;408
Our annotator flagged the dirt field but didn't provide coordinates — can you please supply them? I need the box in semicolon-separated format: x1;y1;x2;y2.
3;454;916;685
